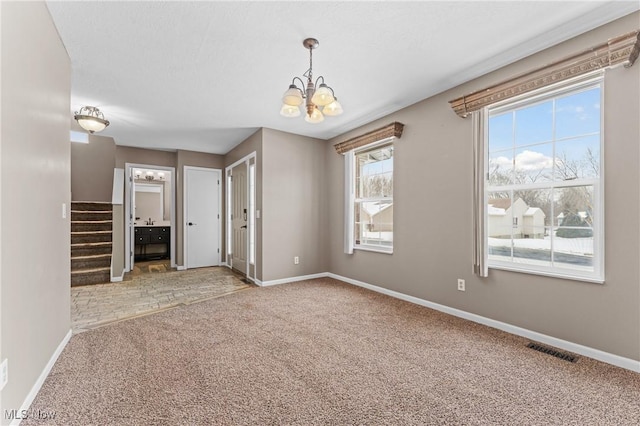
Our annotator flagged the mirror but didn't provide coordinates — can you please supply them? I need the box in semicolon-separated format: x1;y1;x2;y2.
135;183;163;225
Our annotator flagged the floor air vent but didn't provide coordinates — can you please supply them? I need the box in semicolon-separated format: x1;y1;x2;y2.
526;342;578;363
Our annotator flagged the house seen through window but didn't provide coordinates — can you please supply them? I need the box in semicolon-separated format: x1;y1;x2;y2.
485;76;603;281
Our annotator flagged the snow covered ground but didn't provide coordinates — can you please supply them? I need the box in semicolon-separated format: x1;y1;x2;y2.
489;235;593;255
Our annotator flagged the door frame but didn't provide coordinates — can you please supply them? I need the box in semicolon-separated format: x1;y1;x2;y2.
225;152;257;283
124;163;176;272
183;166;222;270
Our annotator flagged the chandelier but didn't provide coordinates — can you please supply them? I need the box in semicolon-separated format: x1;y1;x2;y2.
74;106;110;134
280;38;343;123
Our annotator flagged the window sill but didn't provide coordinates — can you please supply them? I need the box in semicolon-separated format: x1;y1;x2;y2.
488;264;604;284
354;245;393;255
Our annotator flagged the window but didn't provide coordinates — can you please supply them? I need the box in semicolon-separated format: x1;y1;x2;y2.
249;162;256;265
485;76;603;282
353;142;394;253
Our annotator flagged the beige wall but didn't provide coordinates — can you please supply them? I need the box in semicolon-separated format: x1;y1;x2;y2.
261;128;328;281
70;134;116;202
326;13;640;361
224;129;263;278
0;1;71;418
115;146;176;169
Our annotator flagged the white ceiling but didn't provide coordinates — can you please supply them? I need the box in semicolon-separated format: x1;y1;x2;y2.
47;1;638;155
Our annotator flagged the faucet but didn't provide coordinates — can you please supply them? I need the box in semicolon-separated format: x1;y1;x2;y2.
147;217;154;226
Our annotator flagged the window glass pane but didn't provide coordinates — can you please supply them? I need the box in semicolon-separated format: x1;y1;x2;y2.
514;144;553;183
488;112;513;152
355;201;393;247
512;189;551;267
515;100;553;146
553;186;594;271
487;192;513;261
553;186;593;227
554;135;600;180
488;151;513;186
555;87;600;139
356;145;393;199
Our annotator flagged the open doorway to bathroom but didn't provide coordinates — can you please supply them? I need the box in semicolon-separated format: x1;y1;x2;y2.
124;163;176;273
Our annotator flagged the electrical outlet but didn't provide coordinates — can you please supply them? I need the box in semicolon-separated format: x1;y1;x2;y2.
457;279;465;292
294;256;299;265
0;359;8;391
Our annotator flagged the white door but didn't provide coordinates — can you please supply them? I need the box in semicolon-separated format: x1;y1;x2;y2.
231;163;247;275
129;171;136;269
185;167;220;269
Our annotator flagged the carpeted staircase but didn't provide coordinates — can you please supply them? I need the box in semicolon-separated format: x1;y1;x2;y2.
71;202;113;286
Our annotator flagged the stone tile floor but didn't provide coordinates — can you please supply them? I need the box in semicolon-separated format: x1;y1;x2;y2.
71;262;253;333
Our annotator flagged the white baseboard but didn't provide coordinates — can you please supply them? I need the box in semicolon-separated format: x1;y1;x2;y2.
176;265;186;271
328;273;640;373
257;272;329;287
11;329;72;425
110;268;125;282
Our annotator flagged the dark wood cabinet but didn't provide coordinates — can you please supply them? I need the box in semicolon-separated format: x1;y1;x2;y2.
134;226;170;261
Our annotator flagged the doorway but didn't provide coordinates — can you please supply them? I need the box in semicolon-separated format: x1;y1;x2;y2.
124;163;176;273
225;153;256;282
184;166;221;269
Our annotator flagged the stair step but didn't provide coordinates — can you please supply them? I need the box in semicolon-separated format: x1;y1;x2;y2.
71;231;112;244
71;242;112;257
72;253;112;260
71;267;110;287
71;221;113;232
71;254;111;270
71;211;112;221
71;202;113;212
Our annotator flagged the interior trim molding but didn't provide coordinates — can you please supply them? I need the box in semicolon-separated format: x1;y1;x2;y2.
12;329;73;425
333;122;404;154
449;30;640;118
257;272;329;287
110;268;125;282
327;273;640;373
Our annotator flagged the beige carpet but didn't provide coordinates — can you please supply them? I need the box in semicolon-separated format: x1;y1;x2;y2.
25;278;639;425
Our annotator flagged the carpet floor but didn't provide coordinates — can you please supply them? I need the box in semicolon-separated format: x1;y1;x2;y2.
25;278;639;425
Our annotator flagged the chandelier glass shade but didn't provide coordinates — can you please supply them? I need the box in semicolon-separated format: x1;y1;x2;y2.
280;38;343;123
74;106;110;133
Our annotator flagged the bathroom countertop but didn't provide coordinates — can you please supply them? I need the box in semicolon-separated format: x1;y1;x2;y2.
134;221;171;227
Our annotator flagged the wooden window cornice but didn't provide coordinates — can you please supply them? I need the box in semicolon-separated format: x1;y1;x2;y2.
334;122;405;154
449;30;640;118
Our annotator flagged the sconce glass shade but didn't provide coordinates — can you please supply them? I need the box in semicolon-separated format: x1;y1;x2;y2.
305;107;324;124
157;172;165;180
74;106;110;134
280;103;301;118
135;170;142;178
282;85;304;106
323;99;343;116
311;84;335;106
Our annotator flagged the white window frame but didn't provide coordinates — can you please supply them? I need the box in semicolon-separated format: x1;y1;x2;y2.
345;137;395;255
484;75;604;283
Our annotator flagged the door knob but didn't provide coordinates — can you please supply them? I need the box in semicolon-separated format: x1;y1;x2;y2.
188;222;196;226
